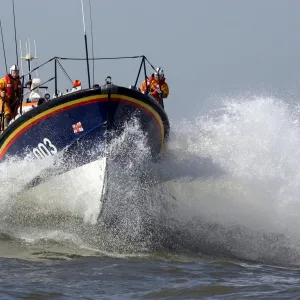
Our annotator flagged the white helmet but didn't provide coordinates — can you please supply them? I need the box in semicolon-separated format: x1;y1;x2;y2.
10;64;19;74
155;67;164;79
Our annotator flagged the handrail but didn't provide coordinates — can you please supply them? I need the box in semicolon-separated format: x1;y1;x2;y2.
20;55;157;97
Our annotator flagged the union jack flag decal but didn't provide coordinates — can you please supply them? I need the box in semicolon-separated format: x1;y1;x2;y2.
72;122;84;133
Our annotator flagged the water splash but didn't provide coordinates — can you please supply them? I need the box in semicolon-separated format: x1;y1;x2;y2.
0;118;167;257
2;96;300;266
156;95;300;265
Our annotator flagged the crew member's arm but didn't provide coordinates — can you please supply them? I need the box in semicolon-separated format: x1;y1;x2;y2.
161;82;169;98
140;80;147;93
0;78;6;91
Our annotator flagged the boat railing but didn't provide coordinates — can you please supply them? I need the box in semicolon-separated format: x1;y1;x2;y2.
20;55;157;100
0;55;159;132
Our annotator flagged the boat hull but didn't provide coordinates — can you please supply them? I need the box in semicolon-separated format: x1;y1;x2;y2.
15;157;107;225
0;85;170;163
0;85;170;222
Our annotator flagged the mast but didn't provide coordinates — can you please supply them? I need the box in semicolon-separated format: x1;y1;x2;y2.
80;0;91;89
0;20;7;73
12;0;19;66
88;0;95;86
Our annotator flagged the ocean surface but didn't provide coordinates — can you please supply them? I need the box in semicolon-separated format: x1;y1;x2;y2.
2;96;300;299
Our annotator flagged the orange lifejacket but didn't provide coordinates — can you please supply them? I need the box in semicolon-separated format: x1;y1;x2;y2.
4;74;22;99
142;76;166;92
146;76;154;89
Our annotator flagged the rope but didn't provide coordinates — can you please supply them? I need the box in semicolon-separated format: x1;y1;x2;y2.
56;55;144;61
56;60;73;85
20;57;56;81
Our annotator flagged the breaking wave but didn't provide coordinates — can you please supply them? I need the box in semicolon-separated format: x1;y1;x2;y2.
158;95;300;266
1;95;300;266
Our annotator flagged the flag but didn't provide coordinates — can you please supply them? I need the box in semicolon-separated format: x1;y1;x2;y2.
72;122;84;133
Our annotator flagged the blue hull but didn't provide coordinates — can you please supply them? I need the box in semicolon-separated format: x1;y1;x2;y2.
0;85;170;165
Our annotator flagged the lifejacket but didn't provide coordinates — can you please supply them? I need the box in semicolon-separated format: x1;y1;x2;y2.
145;75;166;92
4;74;22;99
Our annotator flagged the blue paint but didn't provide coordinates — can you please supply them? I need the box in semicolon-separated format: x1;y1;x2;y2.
0;88;168;164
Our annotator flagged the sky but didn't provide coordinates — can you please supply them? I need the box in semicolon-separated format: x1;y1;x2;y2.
0;0;300;121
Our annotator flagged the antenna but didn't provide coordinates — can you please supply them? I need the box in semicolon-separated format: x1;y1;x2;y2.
80;0;91;89
12;0;19;66
34;39;39;77
88;0;95;86
0;20;7;73
19;40;23;75
28;37;30;58
20;38;38;81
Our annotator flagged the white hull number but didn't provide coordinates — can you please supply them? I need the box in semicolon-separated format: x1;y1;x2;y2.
32;138;58;159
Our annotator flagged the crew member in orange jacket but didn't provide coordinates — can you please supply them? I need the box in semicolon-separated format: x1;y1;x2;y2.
0;89;12;130
140;67;169;105
0;65;22;118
